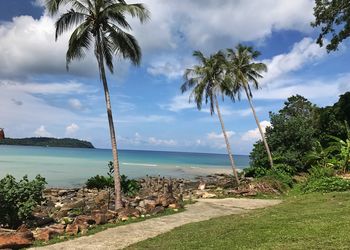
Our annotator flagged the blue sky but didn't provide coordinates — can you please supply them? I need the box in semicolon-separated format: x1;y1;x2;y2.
0;0;349;154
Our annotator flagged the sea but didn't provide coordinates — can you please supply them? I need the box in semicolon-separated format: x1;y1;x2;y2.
0;145;250;187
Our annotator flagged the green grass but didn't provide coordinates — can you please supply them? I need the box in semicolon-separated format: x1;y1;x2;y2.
127;192;350;250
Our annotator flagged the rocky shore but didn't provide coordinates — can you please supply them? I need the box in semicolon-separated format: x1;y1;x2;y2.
0;174;281;249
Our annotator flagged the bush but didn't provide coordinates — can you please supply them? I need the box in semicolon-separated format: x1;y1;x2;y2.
302;177;350;193
85;175;113;191
85;161;141;196
308;165;335;180
0;175;46;228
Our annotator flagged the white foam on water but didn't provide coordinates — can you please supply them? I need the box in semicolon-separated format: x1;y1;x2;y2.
122;162;158;167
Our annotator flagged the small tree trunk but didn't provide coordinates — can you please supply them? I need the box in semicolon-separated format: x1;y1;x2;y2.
214;96;240;185
95;33;123;210
244;87;274;169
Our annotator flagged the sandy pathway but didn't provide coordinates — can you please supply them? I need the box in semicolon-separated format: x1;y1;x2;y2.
32;198;281;250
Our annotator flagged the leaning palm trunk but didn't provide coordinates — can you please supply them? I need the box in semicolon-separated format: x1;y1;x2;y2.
244;86;274;169
96;33;123;209
214;96;240;185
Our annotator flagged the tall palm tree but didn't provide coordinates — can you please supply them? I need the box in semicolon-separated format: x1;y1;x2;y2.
226;44;274;169
181;51;240;184
45;0;149;209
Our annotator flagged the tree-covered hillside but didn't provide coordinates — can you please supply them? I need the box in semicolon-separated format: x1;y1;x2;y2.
0;137;94;148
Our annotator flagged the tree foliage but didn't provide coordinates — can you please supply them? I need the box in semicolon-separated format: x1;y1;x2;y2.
0;175;46;228
312;0;350;51
247;92;350;177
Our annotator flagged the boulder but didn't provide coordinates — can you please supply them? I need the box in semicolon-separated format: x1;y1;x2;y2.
94;190;109;205
65;223;79;236
168;203;181;209
92;213;108;225
61;199;84;211
117;207;141;221
150;206;165;215
0;227;34;249
34;224;65;242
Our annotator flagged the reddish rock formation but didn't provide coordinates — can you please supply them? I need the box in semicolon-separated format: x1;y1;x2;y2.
0;226;34;249
0;128;4;140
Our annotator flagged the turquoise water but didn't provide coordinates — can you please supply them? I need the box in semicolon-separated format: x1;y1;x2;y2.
0;145;249;187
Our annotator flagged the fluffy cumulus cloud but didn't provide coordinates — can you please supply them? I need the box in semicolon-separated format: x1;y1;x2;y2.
65;123;79;136
206;131;235;149
34;125;52;137
130;0;314;53
261;37;327;84
241;121;271;141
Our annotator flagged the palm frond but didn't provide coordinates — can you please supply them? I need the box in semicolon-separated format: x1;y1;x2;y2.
104;2;150;23
66;21;92;69
55;10;87;40
106;24;141;65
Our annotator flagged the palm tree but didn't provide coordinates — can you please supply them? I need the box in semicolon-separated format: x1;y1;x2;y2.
181;51;240;184
45;0;149;209
226;44;274;169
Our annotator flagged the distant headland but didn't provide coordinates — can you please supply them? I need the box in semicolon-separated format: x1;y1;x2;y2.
0;137;94;148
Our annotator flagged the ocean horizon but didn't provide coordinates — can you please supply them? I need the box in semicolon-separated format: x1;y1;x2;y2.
0;145;249;187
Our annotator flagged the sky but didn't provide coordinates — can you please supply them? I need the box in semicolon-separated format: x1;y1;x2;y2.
0;0;349;155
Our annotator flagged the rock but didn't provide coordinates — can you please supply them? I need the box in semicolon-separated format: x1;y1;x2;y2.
92;213;107;225
201;192;217;199
168;203;181;209
65;224;79;236
26;215;54;228
94;190;109;205
73;215;95;231
61;199;84;211
150;206;165;215
117;207;141;221
0;227;34;249
74;215;95;225
198;182;206;190
34;224;65;242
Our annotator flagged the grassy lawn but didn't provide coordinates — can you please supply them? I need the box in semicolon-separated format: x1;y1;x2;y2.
127;192;350;250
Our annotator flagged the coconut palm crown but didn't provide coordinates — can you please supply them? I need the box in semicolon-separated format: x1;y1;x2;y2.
181;51;240;184
226;44;274;169
46;0;150;209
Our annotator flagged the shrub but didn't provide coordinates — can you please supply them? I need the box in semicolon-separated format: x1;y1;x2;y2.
302;177;350;193
85;175;113;190
0;175;46;228
85;161;141;196
308;165;335;180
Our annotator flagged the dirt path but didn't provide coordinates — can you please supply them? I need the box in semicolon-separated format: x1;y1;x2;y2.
32;198;281;250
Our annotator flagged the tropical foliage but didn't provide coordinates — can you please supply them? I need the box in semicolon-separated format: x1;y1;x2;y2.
246;92;350;192
312;0;350;51
0;137;94;148
0;175;46;228
46;0;149;209
85;161;140;196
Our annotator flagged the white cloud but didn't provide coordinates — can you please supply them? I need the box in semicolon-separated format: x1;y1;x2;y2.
207;131;235;149
147;56;194;79
119;132;177;147
68;99;83;110
0;80;90;95
208;131;235;140
148;137;177;146
262;37;327;85
241;121;271;141
131;0;315;53
34;125;52;137
65;123;79;136
162;95;196;112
